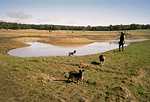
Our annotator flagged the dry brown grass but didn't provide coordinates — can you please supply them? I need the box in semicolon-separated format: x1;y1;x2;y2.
0;29;149;45
0;29;117;45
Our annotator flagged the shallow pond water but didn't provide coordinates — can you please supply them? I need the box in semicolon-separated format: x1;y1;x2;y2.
8;39;147;57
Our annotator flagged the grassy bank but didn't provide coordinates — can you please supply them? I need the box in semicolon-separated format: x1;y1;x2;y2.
0;32;150;101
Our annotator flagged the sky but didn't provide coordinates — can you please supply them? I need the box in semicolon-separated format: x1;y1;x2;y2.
0;0;150;26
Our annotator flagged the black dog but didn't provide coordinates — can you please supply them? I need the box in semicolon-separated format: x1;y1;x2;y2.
68;50;76;56
66;70;84;83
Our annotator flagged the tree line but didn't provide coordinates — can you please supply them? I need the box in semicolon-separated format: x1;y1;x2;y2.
0;21;150;31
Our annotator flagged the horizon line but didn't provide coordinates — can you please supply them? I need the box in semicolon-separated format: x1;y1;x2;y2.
1;20;150;27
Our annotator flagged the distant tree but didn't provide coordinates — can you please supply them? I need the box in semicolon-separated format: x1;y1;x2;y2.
130;24;137;30
109;25;112;31
0;21;150;31
86;25;91;31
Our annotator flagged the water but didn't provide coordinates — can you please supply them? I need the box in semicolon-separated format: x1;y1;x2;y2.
8;41;122;57
8;39;147;57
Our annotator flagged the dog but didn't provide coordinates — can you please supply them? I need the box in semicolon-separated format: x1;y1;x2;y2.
65;69;84;83
68;50;76;56
99;54;105;66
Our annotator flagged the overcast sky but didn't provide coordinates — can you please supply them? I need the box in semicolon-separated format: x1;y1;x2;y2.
0;0;150;26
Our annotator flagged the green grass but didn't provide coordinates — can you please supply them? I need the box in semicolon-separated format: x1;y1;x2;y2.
0;37;150;101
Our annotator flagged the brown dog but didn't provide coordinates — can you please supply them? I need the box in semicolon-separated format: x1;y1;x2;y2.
99;54;105;66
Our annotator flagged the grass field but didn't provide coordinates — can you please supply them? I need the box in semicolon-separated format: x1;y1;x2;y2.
0;29;150;102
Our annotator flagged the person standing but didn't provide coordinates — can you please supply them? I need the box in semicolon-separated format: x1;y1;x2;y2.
119;32;125;51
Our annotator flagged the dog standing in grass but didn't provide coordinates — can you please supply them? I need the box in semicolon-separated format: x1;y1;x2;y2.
64;69;84;83
68;50;76;56
99;54;105;66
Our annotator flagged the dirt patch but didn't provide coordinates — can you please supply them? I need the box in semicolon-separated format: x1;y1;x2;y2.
39;37;94;46
131;68;145;85
27;73;57;85
0;61;8;66
14;37;41;42
12;35;94;46
137;69;145;79
105;85;137;102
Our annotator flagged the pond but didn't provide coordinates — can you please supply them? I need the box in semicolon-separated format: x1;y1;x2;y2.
8;39;146;57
